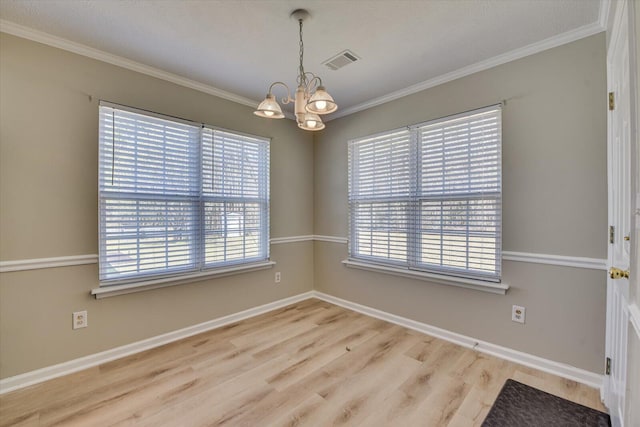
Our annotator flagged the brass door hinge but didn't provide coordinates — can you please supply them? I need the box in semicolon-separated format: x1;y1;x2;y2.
609;267;630;279
606;357;611;375
609;92;615;111
609;225;615;244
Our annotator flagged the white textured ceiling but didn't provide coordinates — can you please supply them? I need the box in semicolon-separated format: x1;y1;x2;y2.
0;0;603;118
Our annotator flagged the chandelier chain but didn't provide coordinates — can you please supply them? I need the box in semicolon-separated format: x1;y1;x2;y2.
298;18;306;87
253;9;336;130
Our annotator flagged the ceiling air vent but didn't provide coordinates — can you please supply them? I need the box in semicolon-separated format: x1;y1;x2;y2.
323;50;360;71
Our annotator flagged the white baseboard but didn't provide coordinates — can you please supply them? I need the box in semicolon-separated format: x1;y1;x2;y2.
0;291;314;395
312;291;604;390
0;289;603;395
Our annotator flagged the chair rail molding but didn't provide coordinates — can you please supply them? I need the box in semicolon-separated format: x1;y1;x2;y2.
313;235;607;271
0;236;606;273
0;255;98;273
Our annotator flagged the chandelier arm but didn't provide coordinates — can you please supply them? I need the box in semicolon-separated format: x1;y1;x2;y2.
267;81;294;104
304;74;322;93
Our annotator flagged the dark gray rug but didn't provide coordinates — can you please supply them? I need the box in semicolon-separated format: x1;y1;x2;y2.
482;379;611;427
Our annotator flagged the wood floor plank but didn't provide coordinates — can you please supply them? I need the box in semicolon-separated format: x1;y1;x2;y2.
266;325;381;391
0;299;607;426
268;394;327;427
127;356;290;427
412;375;472;426
328;355;422;426
452;385;493;423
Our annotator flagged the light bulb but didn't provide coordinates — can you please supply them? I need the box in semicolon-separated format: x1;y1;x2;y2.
307;120;317;128
264;110;274;117
315;100;327;110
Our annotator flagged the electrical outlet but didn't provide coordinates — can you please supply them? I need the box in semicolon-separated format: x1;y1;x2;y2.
512;305;525;324
275;272;281;283
73;310;88;329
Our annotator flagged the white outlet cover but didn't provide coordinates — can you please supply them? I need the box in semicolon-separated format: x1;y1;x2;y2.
512;305;525;324
73;310;88;329
275;272;281;283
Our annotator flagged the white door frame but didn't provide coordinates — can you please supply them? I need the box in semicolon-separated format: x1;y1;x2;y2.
603;0;639;426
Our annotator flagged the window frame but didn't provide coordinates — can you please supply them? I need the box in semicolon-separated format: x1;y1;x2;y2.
348;104;502;283
98;102;270;287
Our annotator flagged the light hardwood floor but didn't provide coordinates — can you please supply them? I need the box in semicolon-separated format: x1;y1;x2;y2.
0;299;605;426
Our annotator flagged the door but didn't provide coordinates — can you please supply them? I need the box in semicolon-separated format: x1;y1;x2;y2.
604;1;634;425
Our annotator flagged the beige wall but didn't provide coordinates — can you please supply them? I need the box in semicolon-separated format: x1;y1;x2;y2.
314;34;608;372
0;34;314;378
0;31;612;380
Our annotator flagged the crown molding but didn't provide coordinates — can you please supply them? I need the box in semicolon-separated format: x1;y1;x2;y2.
2;14;606;123
0;19;259;109
329;22;606;120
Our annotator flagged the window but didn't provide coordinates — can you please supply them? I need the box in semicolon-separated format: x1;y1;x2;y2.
98;103;270;285
348;105;501;282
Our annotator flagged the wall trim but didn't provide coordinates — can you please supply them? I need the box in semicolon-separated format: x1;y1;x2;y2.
331;22;605;120
0;236;316;272
312;235;348;244
0;291;315;395
502;251;607;271
312;291;604;389
629;303;640;340
0;19;258;109
0;255;98;273
0;290;604;394
1;18;605;124
0;237;607;273
314;235;607;271
599;0;611;30
270;235;315;244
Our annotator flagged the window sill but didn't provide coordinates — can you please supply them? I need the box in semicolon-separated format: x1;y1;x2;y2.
341;259;509;295
91;261;276;299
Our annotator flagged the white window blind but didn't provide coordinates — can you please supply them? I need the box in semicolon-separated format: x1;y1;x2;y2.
201;128;270;267
349;129;412;265
348;105;502;282
98;103;270;284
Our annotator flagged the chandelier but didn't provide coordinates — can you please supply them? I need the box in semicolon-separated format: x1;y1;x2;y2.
253;9;337;131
